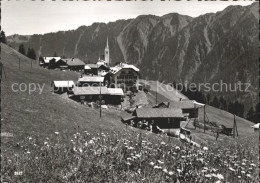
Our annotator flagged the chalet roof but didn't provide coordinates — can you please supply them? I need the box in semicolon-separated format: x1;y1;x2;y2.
110;63;139;75
72;87;108;96
53;80;75;88
43;57;61;63
153;102;170;108
121;114;136;122
78;76;104;83
84;65;91;70
72;86;124;96
135;108;185;118
63;58;85;66
87;64;99;69
107;88;124;96
170;100;204;109
251;123;259;129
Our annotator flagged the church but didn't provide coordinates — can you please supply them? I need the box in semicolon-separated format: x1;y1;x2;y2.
84;37;140;91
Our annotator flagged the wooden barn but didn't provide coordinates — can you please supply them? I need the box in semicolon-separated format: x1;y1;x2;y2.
42;57;61;68
70;86;124;105
84;65;92;75
105;88;124;105
169;100;205;118
63;58;85;71
78;76;104;87
49;59;68;70
52;80;75;94
133;108;186;129
85;64;109;75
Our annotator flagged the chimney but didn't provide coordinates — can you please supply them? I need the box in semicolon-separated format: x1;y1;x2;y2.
72;58;74;61
167;102;170;108
179;98;182;101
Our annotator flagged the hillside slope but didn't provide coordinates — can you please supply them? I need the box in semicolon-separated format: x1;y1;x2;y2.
1;43;255;144
1;43;125;144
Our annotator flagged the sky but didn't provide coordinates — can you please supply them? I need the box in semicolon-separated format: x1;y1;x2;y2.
2;0;255;36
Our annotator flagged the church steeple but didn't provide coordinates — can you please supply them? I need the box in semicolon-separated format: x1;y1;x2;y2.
104;37;110;66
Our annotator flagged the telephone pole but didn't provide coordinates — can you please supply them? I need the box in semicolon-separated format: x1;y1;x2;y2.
204;105;206;133
156;80;158;105
99;82;102;118
233;114;238;138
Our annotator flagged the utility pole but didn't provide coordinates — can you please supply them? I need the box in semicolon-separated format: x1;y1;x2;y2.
2;64;7;80
233;114;238;138
99;82;102;118
156;80;158;105
204;105;206;133
19;58;20;70
31;59;33;69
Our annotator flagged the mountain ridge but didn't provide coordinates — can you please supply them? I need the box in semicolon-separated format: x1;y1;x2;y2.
6;2;258;112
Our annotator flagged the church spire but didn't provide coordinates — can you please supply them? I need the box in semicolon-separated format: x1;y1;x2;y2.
104;37;110;66
106;37;109;48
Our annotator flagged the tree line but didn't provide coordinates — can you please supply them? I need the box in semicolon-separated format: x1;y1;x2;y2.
18;44;36;60
172;81;258;123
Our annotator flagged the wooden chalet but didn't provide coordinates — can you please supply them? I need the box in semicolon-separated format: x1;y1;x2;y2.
52;80;75;94
42;57;61;68
85;64;109;75
133;108;186;129
78;76;105;87
63;58;85;71
71;86;124;105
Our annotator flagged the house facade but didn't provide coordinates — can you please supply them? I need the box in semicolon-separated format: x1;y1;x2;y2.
106;63;140;90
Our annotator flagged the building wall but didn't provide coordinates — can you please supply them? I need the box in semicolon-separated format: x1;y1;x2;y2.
135;117;181;129
112;68;139;90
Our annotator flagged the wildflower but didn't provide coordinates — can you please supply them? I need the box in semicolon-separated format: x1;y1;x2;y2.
135;154;141;158
246;174;252;178
149;162;154;166
89;140;95;144
250;163;256;167
161;141;166;145
216;174;224;180
205;174;212;178
154;166;162;169
163;168;168;173
203;147;208;151
28;137;32;140
54;132;59;135
157;160;164;164
241;171;245;174
168;171;174;176
127;146;134;150
26;151;30;154
126;162;131;166
237;176;241;179
215;181;222;183
177;169;182;174
228;167;235;172
84;142;88;147
79;148;83;153
175;146;180;150
44;141;48;145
